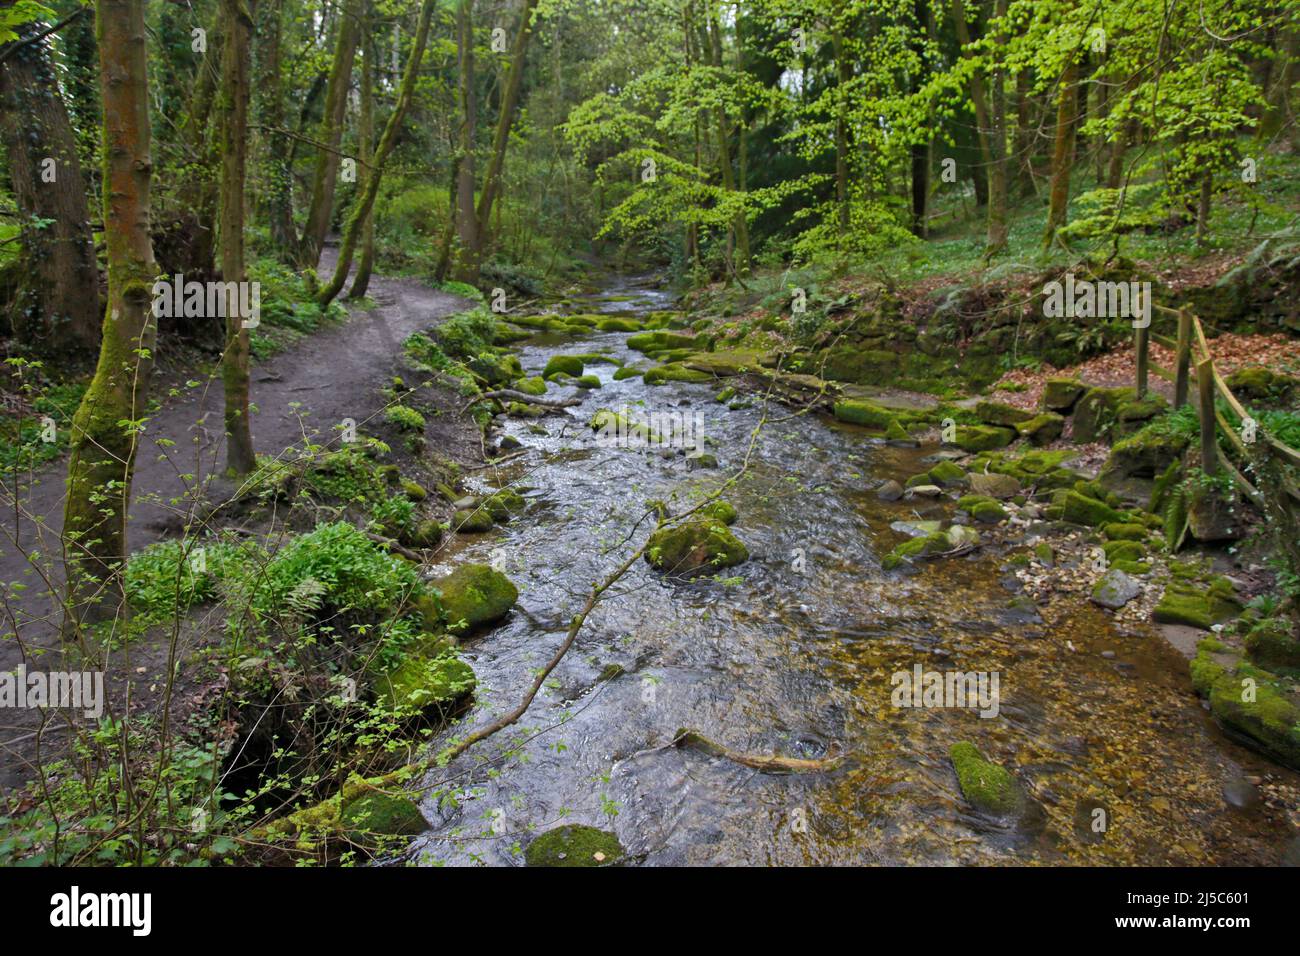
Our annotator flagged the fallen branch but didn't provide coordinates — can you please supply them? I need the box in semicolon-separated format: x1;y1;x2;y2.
364;531;424;563
478;388;581;408
673;729;845;774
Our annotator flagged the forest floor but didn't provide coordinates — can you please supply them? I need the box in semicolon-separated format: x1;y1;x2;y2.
0;247;484;792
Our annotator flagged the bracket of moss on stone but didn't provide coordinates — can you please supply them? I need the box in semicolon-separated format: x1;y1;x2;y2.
672;729;845;774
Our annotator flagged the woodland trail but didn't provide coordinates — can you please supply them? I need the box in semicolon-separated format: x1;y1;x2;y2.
0;250;472;789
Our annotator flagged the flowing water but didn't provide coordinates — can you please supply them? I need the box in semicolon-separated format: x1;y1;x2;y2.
409;278;1298;866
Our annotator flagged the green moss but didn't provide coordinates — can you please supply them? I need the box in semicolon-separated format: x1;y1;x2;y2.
1153;579;1242;630
929;460;967;487
833;400;895;429
1102;539;1145;563
645;519;748;574
452;509;494;533
1204;662;1300;769
516;376;547;396
482;488;526;521
626;331;697;353
1244;617;1300;674
882;531;952;570
949;742;1021;814
952;424;1015;452
1042;378;1085;411
1015;412;1065;446
400;479;427;501
596;317;641;333
525;825;624;867
340;790;427;838
957;494;1007;523
429;563;518;632
543;355;585;379
885;418;911;441
612;366;645;380
376;649;476;714
643;363;712;385
576;374;602;389
700;500;737;525
975;400;1034;427
1102;522;1147;541
1062;490;1126;527
1111;559;1150;575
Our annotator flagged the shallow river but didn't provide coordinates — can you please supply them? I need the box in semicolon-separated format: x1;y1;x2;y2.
408;279;1298;866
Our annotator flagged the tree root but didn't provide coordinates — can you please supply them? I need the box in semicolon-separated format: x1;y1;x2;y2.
479;388;582;408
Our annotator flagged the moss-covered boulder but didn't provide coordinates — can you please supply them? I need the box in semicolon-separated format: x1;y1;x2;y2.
1015;412;1065;446
1224;366;1298;404
1073;386;1166;443
881;531;952;570
1061;490;1127;527
832;399;895;429
516;376;547;396
1102;522;1147;541
1244;616;1300;674
1186;481;1244;542
525;824;624;867
430;563;518;632
966;471;1021;498
949;742;1022;814
1153;577;1242;630
482;488;526;521
1042;378;1086;412
543;355;585;380
469;352;523;386
596;317;641;333
612;365;645;381
576;374;602;389
626;331;697;353
340;789;428;840
645;519;748;574
700;500;737;525
1100;422;1189;486
975;400;1035;427
929;460;967;488
375;649;476;715
951;424;1015;452
957;494;1007;523
1191;646;1300;770
643;363;712;385
452;508;494;533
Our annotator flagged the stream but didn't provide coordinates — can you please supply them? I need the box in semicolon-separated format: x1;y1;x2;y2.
408;278;1299;866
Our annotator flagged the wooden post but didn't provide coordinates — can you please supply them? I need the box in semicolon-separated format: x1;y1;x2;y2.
1135;325;1149;398
1174;309;1191;408
1198;358;1218;474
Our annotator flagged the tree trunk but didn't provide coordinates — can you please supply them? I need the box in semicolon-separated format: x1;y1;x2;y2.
467;0;541;283
63;0;157;625
219;0;255;476
1043;58;1079;250
708;11;749;276
316;0;438;306
255;0;296;256
0;17;100;352
950;0;1006;255
300;0;361;267
349;9;376;299
832;28;850;238
451;0;478;282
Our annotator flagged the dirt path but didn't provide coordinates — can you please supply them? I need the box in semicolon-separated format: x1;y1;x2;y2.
0;249;471;789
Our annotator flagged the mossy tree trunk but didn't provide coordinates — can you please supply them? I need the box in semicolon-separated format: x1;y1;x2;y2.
316;0;438;307
450;0;478;283
0;17;101;352
950;0;1007;256
1042;57;1079;250
299;0;361;268
348;9;376;300
219;0;255;476
63;0;157;626
255;0;296;257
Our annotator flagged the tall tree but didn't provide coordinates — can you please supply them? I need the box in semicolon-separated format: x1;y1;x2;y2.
1042;56;1078;249
300;0;362;267
0;12;100;351
348;9;377;299
219;0;255;476
63;0;157;624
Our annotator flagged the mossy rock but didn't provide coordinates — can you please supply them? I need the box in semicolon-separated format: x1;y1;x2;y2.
929;460;967;487
452;508;494;533
975;400;1035;427
833;400;895;429
957;494;1007;523
1102;521;1146;541
645;519;748;574
1244;616;1300;674
885;418;912;442
1224;366;1298;404
596;317;641;333
576;374;602;389
1102;539;1146;563
1198;657;1300;770
1073;386;1166;443
516;376;547;396
626;331;697;353
643;363;712;385
612;365;645;381
482;488;526;521
525;825;624;867
1061;490;1126;527
1015;412;1065;447
375;649;476;715
400;479;428;501
469;353;523;386
949;742;1022;815
881;531;952;570
1153;578;1242;630
340;790;427;839
716;386;737;403
1042;378;1086;412
403;520;444;549
1101;424;1189;485
430;563;518;632
952;424;1015;452
543;355;585;380
506;401;547;419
